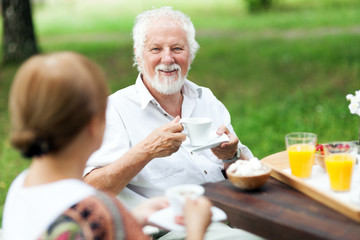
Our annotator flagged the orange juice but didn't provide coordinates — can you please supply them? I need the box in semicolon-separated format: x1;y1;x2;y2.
287;144;315;178
325;153;355;191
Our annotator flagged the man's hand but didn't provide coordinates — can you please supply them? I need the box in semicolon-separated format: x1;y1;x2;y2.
140;116;186;159
211;125;239;160
84;117;186;195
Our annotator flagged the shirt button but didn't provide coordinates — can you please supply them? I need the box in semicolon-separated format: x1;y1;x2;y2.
164;113;168;117
204;170;208;174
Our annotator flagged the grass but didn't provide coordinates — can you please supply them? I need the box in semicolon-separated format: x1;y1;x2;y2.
1;0;360;226
193;34;359;154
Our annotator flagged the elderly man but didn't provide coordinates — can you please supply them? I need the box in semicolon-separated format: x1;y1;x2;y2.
84;6;262;240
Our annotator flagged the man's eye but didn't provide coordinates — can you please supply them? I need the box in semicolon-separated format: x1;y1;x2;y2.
151;48;160;52
174;47;182;51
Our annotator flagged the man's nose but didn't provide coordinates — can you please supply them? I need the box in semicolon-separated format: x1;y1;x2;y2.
161;49;175;64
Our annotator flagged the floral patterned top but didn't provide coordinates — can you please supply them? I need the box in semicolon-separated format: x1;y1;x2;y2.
37;191;149;240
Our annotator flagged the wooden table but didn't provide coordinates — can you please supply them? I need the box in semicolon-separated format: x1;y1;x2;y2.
203;178;360;240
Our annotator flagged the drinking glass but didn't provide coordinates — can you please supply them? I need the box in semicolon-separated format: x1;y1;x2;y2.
323;142;356;191
285;132;317;178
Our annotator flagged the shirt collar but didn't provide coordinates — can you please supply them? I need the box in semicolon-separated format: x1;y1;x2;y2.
134;73;202;110
135;74;154;109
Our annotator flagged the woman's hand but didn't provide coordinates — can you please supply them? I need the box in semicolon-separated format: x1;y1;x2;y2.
183;196;212;240
131;197;169;226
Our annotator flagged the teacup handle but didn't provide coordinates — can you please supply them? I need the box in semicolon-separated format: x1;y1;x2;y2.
178;119;188;125
178;119;188;135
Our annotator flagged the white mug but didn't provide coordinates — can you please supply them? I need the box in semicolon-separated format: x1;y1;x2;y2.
165;184;205;217
180;117;212;146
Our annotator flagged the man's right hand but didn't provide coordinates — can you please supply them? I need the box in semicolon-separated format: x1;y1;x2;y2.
84;116;186;195
139;116;186;159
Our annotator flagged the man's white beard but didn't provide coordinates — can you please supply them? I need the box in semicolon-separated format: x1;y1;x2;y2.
144;63;186;95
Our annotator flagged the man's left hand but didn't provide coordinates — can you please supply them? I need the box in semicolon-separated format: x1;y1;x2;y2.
211;125;239;160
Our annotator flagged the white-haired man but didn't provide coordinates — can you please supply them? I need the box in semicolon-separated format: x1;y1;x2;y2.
84;6;263;240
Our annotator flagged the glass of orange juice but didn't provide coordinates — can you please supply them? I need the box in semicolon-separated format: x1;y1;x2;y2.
285;132;317;178
323;142;356;191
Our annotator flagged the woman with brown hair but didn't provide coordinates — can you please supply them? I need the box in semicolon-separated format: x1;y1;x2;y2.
2;52;212;240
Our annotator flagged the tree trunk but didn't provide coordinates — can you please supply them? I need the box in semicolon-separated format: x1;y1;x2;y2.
1;0;39;64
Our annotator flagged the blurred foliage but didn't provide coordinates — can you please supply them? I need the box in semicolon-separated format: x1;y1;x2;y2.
244;0;274;12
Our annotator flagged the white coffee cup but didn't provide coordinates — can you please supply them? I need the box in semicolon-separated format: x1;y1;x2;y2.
165;184;205;217
180;117;212;146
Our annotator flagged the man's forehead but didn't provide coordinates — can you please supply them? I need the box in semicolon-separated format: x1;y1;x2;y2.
148;16;184;33
145;17;187;44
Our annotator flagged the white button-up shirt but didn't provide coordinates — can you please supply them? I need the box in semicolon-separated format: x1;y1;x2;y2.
86;74;253;209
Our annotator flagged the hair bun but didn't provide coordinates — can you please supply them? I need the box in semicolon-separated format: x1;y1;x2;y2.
22;138;52;158
11;130;52;159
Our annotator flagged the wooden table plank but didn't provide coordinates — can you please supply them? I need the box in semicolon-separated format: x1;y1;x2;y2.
203;178;360;240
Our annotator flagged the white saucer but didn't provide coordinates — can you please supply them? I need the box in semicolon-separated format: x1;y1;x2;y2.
181;131;229;152
148;206;227;232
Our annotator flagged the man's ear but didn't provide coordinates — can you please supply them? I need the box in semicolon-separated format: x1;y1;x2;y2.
134;48;143;70
137;57;143;69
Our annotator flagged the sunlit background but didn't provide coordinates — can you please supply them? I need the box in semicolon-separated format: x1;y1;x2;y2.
1;0;360;225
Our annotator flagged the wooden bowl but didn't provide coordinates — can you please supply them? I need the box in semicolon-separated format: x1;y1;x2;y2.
226;164;271;190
